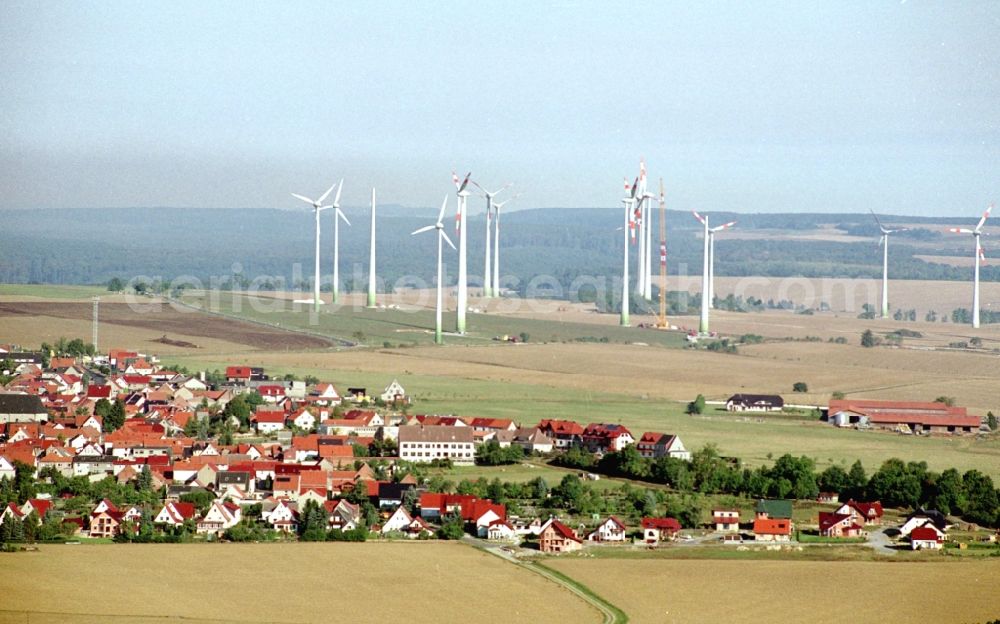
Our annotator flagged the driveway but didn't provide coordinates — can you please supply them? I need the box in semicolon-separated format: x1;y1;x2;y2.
866;528;897;555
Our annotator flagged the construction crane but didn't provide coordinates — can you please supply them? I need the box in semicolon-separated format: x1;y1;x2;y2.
656;178;668;329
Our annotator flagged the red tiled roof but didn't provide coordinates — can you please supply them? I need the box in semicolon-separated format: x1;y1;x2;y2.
641;517;681;531
753;518;792;535
910;526;942;541
545;519;581;542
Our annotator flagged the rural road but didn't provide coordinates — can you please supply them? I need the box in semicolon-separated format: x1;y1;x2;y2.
866;528;897;555
461;537;626;624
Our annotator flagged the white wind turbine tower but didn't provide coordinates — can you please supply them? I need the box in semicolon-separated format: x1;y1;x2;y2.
870;209;907;319
329;181;348;304
620;177;639;326
707;218;736;309
473;181;511;298
634;161;647;298
948;203;993;329
641;159;654;301
367;188;377;308
291;182;338;312
634;190;656;299
452;171;472;334
492;192;521;299
412;196;456;344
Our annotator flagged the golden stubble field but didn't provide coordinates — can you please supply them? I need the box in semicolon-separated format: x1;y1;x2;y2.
549;558;1000;624
0;543;600;624
245;338;1000;412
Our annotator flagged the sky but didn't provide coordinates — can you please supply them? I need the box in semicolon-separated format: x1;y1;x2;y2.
1;1;999;215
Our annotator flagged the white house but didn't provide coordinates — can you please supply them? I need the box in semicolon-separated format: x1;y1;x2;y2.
910;526;945;550
380;379;407;403
712;509;740;532
587;516;627;542
487;520;519;542
252;411;287;434
261;499;298;532
397;425;475;465
291;408;317;431
154;501;196;527
899;510;950;538
196;501;242;535
0;456;15;481
381;506;413;534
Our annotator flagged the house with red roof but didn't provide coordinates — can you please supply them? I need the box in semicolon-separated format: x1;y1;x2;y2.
537;419;584;449
835;500;884;526
818;511;865;538
641;517;681;544
196;501;242;536
587;515;628;542
538;518;583;553
257;385;287;404
910;525;944;550
252;410;287;434
581;423;634;453
154;501;197;527
712;509;740;532
636;431;691;461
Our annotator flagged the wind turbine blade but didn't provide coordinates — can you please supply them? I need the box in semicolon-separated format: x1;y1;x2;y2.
441;230;456;250
337;209;351;226
458;172;472;193
437;195;449;224
452;171;461;189
692;211;706;224
949;228;974;234
976;203;993;231
711;221;737;232
411;225;436;236
869;209;885;230
291;193;315;206
630;177;639;199
317;183;336;204
332;179;344;207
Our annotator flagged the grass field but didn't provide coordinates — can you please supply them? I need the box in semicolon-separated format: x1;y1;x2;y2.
0;284;107;300
549;557;1000;624
0;543;601;624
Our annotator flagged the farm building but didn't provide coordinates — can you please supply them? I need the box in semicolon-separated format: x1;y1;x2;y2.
0;394;49;424
827;399;979;434
726;394;784;412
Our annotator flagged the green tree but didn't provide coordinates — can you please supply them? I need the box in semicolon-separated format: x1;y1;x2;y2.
107;277;125;292
437;512;465;540
792;382;808;393
860;329;877;348
818;465;849;495
989;411;998;431
961;470;999;527
866;458;921;509
686;394;706;415
103;399;126;432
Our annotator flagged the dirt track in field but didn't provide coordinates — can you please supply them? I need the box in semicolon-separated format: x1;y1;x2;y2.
0;301;333;351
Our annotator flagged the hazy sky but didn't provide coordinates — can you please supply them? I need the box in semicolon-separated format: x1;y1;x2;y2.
2;1;998;215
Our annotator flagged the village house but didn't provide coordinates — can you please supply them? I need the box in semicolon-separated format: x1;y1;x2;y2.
196;501;242;536
641;517;681;545
712;509;740;532
834;500;884;526
252;410;287;434
899;509;951;538
538;518;583;553
397;425;475;465
261;498;298;532
818;511;865;538
910;525;945;550
580;423;634;453
0;394;49;424
380;506;414;534
636;432;691;461
753;499;793;542
537;419;584;449
154;501;197;527
726;394;784;412
379;379;408;404
487;519;518;542
587;516;627;542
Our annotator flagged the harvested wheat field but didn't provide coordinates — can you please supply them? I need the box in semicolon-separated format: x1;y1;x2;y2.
0;300;333;353
549;558;1000;624
0;542;600;624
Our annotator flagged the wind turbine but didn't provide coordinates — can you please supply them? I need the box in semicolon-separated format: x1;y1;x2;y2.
492;192;521;299
452;171;472;334
474;182;511;298
367;188;377;308
707;218;736;310
412;196;456;344
329;181;348;305
641;159;653;301
948;203;993;328
291;182;337;312
870;210;907;319
634;190;655;299
620;177;639;326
